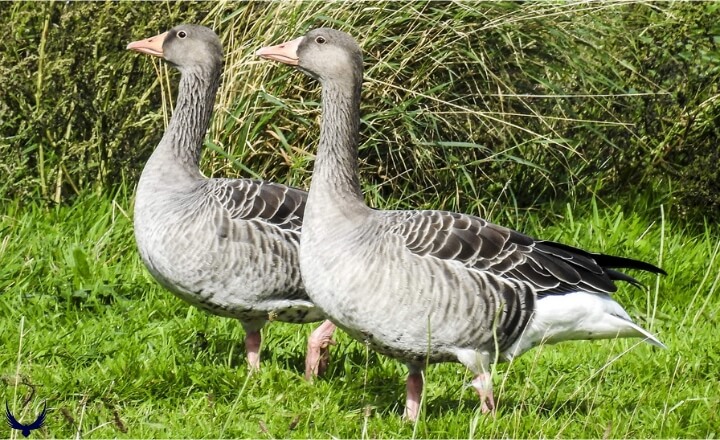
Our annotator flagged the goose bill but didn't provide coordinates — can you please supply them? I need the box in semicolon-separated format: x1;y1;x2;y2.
256;37;303;65
127;31;168;57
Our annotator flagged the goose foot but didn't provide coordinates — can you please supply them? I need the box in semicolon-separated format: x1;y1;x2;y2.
245;330;262;372
304;320;337;380
472;372;495;414
403;370;424;421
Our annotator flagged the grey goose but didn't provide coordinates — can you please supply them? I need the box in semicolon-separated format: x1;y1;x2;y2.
127;24;336;378
257;28;666;420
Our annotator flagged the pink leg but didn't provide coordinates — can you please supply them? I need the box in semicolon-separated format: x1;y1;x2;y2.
404;370;424;421
304;320;337;380
245;330;261;371
472;372;495;413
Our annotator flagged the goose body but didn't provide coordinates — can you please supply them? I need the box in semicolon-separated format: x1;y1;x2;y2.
134;173;313;322
258;28;665;420
302;203;663;364
128;24;335;376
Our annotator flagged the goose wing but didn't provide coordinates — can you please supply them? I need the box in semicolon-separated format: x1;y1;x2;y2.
209;179;306;233
386;209;664;297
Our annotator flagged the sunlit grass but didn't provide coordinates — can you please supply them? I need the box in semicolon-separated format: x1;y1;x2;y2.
1;193;717;438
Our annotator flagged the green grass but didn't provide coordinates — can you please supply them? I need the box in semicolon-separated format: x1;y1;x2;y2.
1;2;719;437
1;192;718;438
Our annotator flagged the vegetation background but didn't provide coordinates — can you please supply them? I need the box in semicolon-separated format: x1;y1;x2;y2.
1;1;718;438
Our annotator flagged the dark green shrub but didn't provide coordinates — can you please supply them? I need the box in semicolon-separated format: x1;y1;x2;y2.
1;1;718;227
0;1;214;202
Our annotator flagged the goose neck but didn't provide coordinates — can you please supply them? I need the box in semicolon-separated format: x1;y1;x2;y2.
311;81;364;204
157;64;220;174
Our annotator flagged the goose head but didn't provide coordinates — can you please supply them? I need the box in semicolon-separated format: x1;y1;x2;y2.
127;24;222;72
257;28;363;89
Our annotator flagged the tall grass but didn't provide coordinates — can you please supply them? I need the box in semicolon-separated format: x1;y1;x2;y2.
1;1;718;223
211;1;661;215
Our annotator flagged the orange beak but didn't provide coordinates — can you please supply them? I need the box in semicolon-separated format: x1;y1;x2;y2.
256;36;304;66
127;31;169;57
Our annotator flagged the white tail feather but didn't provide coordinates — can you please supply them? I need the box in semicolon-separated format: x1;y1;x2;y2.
503;291;666;360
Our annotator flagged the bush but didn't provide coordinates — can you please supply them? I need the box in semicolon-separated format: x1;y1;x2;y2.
0;1;214;201
1;1;718;226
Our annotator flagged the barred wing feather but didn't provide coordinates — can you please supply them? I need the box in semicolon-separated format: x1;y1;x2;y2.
388;209;665;297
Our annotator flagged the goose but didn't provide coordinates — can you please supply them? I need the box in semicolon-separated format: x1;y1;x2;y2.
127;24;336;378
257;28;666;420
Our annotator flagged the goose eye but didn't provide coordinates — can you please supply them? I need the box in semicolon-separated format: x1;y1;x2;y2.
315;36;326;44
178;31;188;39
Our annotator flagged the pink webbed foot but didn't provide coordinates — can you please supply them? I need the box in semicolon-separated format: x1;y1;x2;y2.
304;320;337;380
472;372;495;414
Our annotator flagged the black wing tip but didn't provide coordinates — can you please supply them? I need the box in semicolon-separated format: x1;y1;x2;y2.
596;253;667;276
538;240;667;276
606;269;645;289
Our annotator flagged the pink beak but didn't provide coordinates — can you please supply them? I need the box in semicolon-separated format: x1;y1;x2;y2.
256;36;304;66
127;31;169;57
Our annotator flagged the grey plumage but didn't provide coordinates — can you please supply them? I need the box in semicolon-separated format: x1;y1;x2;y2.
128;24;335;374
258;28;665;420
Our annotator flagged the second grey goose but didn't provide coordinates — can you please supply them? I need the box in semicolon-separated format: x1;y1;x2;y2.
257;28;666;420
127;25;336;378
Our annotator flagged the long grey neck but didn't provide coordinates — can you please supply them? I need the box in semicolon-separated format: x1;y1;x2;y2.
155;64;220;176
311;79;364;204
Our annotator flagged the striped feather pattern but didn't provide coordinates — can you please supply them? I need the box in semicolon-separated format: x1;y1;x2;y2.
261;27;666;418
131;25;326;337
282;27;664;377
